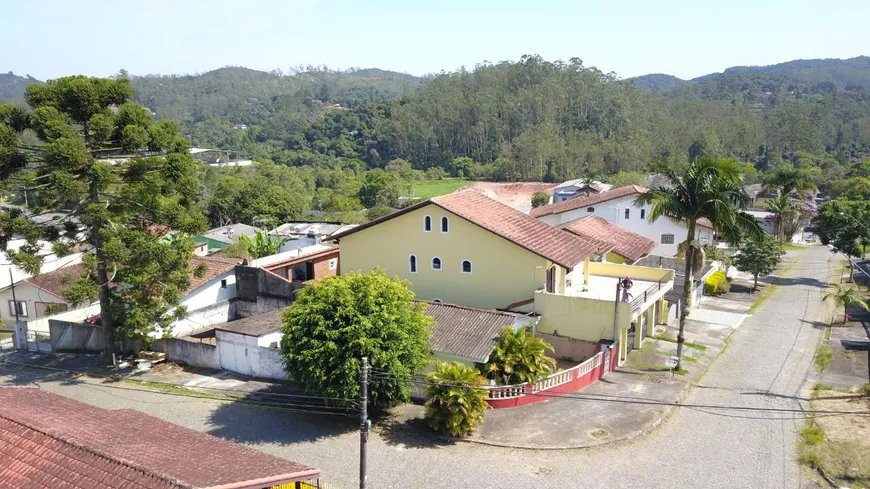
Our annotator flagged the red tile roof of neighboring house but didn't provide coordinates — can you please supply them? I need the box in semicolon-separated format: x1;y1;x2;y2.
187;256;240;292
0;387;319;488
23;263;87;301
334;189;608;269
530;185;649;218
529;185;716;229
560;216;657;262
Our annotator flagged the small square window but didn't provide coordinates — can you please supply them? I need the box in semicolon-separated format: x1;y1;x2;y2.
328;258;337;270
661;234;675;244
220;279;227;289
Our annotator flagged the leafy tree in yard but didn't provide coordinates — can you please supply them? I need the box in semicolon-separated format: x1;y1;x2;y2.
0;77;207;356
635;157;763;369
733;235;785;291
280;270;432;413
424;361;488;437
813;201;870;278
484;326;556;385
530;191;550;208
823;284;869;324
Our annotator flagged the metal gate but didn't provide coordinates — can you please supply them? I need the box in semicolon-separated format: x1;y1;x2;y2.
625;323;636;353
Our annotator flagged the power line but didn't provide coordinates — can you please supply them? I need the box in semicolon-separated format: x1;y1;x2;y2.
368;369;870;417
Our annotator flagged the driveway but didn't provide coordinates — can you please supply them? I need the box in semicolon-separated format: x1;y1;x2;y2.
0;246;833;488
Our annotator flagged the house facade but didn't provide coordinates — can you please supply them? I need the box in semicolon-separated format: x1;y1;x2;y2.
531;185;716;256
0;264;84;328
335;189;598;311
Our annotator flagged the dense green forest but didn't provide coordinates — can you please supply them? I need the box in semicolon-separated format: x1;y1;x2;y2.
3;55;870;227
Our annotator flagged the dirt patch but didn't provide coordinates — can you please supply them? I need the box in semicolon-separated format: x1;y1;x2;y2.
803;392;870;487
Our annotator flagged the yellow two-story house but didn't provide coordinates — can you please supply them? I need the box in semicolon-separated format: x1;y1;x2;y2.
334;189;605;311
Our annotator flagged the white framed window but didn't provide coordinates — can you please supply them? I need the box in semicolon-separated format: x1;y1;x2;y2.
409;254;418;274
423;215;432;232
8;300;27;317
440;216;449;233
328;258;337;270
640;209;646;219
461;260;472;274
661;234;675;244
624;208;630;219
431;257;442;271
587;207;595;212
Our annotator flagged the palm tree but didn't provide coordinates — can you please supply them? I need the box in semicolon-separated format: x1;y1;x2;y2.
635;158;764;369
484;326;556;385
762;166;816;198
823;284;870;324
764;194;799;243
424;361;489;437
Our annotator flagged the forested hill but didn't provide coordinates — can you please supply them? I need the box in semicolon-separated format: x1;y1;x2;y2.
631;56;870;98
0;72;41;102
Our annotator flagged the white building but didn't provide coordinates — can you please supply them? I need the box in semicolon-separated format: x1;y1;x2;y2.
165;256;241;338
530;185;715;256
552;179;612;203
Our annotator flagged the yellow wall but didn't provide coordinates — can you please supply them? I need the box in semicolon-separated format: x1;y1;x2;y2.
605;252;628;264
339;204;558;310
533;290;629;342
588;262;674;282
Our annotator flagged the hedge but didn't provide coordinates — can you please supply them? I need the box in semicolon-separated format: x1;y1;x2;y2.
704;270;730;295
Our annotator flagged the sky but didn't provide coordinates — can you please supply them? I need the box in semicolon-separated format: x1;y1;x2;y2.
5;0;869;81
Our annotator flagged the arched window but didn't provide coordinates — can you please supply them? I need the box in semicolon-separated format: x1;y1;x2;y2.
587;207;595;212
441;216;449;233
640;209;646;219
423;215;432;232
624;209;630;219
661;234;675;244
431;257;442;271
461;260;472;274
409;254;418;273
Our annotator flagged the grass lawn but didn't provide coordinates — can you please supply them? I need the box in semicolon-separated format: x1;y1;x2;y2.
411;178;472;200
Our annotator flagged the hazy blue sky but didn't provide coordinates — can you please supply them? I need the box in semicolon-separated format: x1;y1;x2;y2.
6;0;869;80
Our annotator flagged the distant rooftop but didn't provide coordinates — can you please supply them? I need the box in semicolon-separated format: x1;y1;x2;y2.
201;223;262;244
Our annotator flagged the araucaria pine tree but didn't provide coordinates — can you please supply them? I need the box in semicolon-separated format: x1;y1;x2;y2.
0;76;208;356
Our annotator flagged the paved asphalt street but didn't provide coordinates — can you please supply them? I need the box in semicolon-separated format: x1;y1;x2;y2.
0;246;834;488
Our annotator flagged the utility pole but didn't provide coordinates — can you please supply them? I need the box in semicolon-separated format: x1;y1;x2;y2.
9;269;20;322
359;356;369;489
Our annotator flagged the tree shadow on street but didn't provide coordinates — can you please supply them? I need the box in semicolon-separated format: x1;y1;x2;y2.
377;404;456;449
0;351;109;387
206;383;358;445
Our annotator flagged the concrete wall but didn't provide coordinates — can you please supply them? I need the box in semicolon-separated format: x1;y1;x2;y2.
151;338;220;370
340;204;555;310
537;333;599;362
170;300;235;338
258;331;282;348
534;291;630;342
216;330;287;380
537;195;715;256
49;320;103;352
26;303;100;333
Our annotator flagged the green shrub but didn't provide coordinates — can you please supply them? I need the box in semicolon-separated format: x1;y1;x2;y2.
425;362;489;437
704;270;729;295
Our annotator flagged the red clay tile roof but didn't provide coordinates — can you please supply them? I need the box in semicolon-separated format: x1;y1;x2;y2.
560;216;657;262
0;387;319;488
530;185;648;218
23;263;87;301
422;301;520;363
187;256;240;292
529;185;716;230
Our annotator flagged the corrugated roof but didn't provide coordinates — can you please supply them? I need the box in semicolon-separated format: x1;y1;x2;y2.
425;301;520;363
0;387;319;488
530;185;648;218
560;216;657;262
213;307;286;337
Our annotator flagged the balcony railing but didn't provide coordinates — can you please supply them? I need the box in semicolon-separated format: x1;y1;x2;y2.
628;280;666;312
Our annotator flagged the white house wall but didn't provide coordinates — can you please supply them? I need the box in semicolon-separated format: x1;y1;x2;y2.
537;195;715;256
0;283;68;328
169;270;237;338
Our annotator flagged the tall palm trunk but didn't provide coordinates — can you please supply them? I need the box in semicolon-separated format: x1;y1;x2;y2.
676;220;696;370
